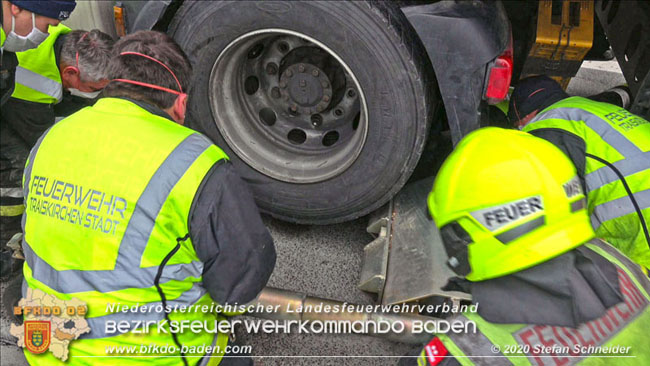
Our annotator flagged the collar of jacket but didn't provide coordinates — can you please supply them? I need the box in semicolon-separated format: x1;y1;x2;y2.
93;97;176;123
465;246;623;327
54;32;67;69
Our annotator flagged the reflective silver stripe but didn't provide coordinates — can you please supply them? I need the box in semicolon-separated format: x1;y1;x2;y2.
495;216;545;243
25;133;211;293
115;133;211;267
0;187;23;198
531;107;642;157
23;238;203;293
590;214;599;231
591;189;650;230
446;315;510;365
22;127;52;235
15;66;63;102
81;282;207;339
197;332;221;366
23;126;51;200
585;151;650;192
570;198;586;213
22;278;28;298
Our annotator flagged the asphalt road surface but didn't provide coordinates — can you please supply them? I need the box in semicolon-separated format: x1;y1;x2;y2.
0;61;626;366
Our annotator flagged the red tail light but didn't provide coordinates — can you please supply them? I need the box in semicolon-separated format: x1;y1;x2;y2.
424;337;449;365
485;32;513;104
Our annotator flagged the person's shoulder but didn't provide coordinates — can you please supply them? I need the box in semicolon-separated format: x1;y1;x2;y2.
555;95;625;115
548;96;591;109
583;238;646;274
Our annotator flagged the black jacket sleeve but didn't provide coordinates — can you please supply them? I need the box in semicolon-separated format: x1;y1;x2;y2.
1;49;18;107
528;128;587;189
587;87;630;109
189;161;275;305
53;91;93;118
1;97;55;147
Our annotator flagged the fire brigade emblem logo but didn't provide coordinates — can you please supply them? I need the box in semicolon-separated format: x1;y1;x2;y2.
25;321;51;354
10;289;90;361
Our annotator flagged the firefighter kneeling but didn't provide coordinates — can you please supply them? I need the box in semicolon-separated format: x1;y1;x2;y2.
21;30;275;366
412;128;650;366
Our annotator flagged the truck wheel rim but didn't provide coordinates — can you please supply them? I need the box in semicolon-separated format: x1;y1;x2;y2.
209;29;369;183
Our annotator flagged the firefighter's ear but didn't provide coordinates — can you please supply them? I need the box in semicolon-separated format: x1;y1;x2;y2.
62;66;81;88
166;93;188;125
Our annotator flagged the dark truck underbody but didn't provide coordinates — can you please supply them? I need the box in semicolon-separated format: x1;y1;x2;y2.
115;0;649;224
123;0;648;134
123;0;510;144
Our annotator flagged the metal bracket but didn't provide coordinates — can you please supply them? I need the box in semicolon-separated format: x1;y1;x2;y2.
631;71;650;120
521;0;594;89
359;178;471;305
358;201;392;299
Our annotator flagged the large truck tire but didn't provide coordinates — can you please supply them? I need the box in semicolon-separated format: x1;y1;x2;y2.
170;0;436;224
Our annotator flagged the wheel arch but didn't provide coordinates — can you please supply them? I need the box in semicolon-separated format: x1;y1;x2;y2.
403;1;511;144
127;0;185;33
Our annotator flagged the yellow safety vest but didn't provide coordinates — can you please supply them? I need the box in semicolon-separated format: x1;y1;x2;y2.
22;98;230;365
418;239;650;366
12;24;70;104
523;97;650;268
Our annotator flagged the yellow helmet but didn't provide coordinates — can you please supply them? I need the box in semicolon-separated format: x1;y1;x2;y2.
428;127;594;282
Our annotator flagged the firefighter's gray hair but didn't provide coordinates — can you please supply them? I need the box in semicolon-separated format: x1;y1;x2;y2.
60;29;115;82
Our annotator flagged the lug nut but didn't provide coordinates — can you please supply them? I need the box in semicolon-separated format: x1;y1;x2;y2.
323;95;330;102
286;70;293;77
247;44;263;59
298;64;305;73
279;80;288;88
311;114;323;127
266;63;278;75
312;69;319;77
321;81;329;88
271;87;281;99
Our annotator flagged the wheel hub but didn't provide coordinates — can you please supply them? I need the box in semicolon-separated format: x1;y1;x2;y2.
209;30;368;183
280;63;332;114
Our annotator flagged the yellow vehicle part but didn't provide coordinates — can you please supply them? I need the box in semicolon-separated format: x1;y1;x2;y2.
522;0;594;89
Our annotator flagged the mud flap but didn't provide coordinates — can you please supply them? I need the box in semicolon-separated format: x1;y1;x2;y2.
359;177;471;305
